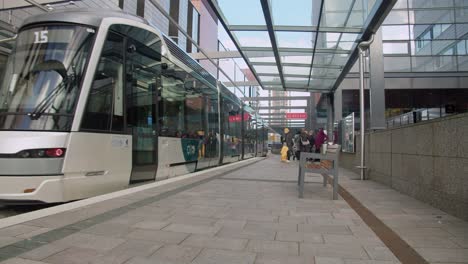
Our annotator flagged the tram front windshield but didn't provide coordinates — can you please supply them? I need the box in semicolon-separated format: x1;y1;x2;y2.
0;24;95;131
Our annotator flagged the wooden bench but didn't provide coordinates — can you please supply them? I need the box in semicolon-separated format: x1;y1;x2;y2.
297;145;341;200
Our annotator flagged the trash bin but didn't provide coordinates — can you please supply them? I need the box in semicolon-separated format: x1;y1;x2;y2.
321;143;327;154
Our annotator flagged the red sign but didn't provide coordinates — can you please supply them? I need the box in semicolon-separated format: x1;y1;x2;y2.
229;113;251;122
286;113;307;119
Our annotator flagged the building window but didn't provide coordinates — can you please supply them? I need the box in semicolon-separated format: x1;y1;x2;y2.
186;2;200;53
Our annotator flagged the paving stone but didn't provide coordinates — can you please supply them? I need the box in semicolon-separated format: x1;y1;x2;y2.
243;221;297;232
162;223;220;235
126;229;189;244
298;224;352;235
181;234;248;251
165;215;218;226
132;221;171;230
416;248;468;263
315;257;345;264
246;240;299;256
16;228;52;240
275;231;324;243
81;222;134;238
53;233;125;252
0;226;43;238
20;243;68;261
192;248;256;264
254;253;316;264
323;235;384;246
43;247;102;264
363;246;398;261
216;227;276;241
213;219;247;229
150;244;202;263
104;239;164;260
0;237;21;248
300;243;370;259
0;258;49;264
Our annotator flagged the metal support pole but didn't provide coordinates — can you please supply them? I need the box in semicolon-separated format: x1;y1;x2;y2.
357;34;374;181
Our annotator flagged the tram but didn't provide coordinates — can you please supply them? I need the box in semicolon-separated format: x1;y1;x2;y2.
0;9;268;203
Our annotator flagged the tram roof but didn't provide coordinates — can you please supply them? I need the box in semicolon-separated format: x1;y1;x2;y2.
208;0;397;93
21;8;147;29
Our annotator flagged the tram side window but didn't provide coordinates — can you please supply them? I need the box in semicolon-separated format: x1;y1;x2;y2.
81;32;124;132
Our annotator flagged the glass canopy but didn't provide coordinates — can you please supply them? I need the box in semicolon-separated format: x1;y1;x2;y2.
210;0;397;92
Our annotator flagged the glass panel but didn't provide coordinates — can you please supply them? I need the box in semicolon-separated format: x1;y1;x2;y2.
281;54;313;63
234;31;271;47
253;65;279;74
315;32;358;50
259;75;280;82
393;0;408;9
216;0;266;25
411;56;457;71
409;9;454;24
82;32;124;132
410;24;455;40
276;32;315;48
383;42;409;54
382;25;410;40
283;66;311;75
250;56;276;62
271;0;319;26
456;0;468;7
0;25;95;131
455;8;468;22
321;0;355;27
384;56;411;72
411;40;459;56
408;0;454;8
383;10;409;25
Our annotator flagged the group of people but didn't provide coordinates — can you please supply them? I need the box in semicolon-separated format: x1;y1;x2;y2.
280;127;328;162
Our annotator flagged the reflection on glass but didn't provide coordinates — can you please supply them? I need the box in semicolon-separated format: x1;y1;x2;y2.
234;31;271;47
276;32;315;48
382;25;410;40
216;0;266;25
341;112;355;153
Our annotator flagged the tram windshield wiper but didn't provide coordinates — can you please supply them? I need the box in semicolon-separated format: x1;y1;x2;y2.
27;60;73;120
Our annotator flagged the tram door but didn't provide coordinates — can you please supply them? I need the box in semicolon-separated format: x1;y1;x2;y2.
126;38;160;183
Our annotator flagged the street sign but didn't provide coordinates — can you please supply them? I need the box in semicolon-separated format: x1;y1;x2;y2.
285;113;307;119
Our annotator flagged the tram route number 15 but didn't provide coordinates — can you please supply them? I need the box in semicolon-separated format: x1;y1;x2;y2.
34;30;48;43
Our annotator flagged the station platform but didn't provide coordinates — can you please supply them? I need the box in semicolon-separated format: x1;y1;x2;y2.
0;156;466;264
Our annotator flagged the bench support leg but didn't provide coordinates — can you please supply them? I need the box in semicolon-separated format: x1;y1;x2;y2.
332;174;338;200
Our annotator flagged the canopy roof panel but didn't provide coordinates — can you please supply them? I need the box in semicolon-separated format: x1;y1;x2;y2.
210;0;397;92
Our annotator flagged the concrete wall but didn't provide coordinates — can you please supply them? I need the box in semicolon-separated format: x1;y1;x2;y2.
341;113;468;220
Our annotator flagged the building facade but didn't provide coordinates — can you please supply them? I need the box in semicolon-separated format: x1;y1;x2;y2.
333;0;468;128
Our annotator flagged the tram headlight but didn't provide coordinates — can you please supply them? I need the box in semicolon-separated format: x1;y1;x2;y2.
18;150;31;158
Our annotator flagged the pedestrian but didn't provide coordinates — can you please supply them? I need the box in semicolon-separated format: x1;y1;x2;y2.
283;128;294;160
307;130;315;152
280;142;289;163
298;129;310;160
314;128;328;154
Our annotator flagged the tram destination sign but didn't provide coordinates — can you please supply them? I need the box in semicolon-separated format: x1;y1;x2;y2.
285;113;307;119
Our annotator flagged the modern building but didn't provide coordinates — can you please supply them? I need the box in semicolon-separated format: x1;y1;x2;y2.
331;0;468;129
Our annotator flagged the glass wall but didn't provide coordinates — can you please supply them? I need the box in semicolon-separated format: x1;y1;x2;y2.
220;85;242;162
382;0;468;72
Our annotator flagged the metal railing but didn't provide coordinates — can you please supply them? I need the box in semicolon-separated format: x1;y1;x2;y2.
386;106;453;128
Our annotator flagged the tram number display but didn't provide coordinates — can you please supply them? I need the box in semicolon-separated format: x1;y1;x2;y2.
34;30;49;43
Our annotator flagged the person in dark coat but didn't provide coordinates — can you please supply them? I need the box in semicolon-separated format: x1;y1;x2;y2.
297;129;310;159
307;130;315;152
314;128;328;153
